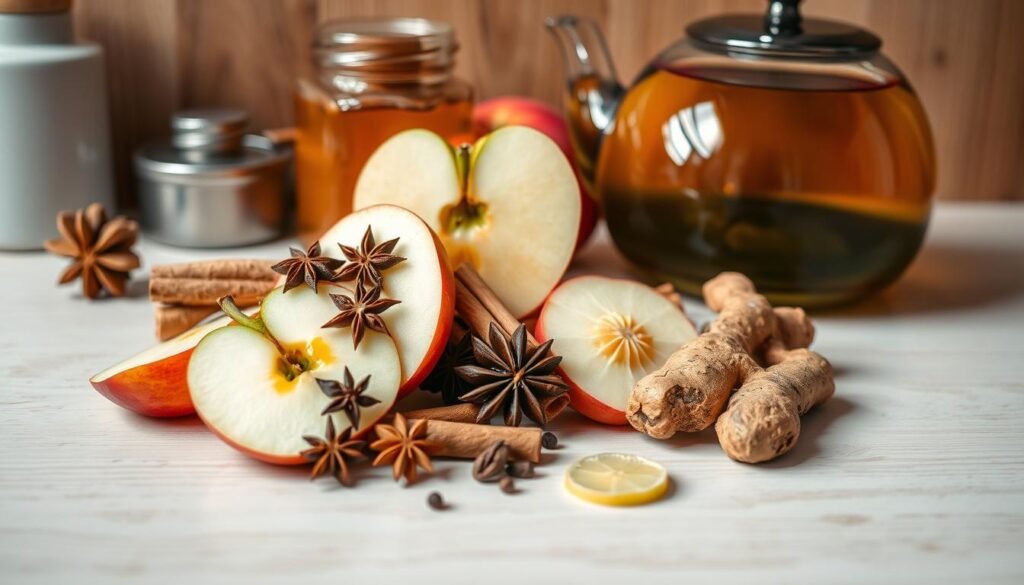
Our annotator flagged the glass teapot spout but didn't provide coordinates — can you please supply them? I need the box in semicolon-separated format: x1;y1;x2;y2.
545;15;624;185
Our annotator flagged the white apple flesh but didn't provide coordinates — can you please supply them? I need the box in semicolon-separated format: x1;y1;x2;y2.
353;126;580;317
535;277;698;425
188;286;401;464
316;204;454;396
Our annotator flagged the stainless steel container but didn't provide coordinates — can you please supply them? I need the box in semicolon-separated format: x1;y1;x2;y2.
134;108;290;248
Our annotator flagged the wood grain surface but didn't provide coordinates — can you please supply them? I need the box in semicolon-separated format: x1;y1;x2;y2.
72;0;1024;205
2;204;1023;583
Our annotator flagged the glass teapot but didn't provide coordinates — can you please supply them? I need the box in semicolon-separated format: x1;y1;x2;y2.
547;0;935;307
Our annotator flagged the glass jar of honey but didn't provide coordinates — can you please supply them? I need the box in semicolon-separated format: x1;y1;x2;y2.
295;18;473;242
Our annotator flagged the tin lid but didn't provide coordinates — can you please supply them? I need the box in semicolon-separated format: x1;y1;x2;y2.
134;108;289;179
170;108;249;154
687;0;881;59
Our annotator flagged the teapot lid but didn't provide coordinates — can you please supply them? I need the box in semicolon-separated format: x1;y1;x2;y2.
687;0;881;58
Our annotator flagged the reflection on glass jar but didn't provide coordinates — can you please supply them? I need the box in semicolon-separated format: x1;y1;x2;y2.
295;18;473;243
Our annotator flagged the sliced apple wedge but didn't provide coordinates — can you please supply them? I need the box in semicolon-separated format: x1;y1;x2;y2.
90;315;233;417
317;204;454;396
353;126;580;317
188;287;401;464
535;277;698;425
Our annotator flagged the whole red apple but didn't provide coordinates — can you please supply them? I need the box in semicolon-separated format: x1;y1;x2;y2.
473;97;598;250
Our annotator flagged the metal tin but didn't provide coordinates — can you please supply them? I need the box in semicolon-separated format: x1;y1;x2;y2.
133;108;290;248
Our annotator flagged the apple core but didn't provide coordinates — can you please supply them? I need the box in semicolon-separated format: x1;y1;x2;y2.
592;313;655;368
272;337;336;394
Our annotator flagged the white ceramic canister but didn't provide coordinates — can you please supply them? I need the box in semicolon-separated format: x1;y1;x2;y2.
0;0;114;250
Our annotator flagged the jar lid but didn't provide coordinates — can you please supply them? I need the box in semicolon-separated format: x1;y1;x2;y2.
312;17;458;85
687;0;881;58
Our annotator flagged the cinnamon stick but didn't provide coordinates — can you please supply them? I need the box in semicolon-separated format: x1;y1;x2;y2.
150;259;277;281
154;304;219;341
149;277;276;306
454;266;524;337
410;418;546;463
403;395;570;425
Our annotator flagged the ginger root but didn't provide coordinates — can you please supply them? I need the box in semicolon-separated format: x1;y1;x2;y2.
626;272;834;463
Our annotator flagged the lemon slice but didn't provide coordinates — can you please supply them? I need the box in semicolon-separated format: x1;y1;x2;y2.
564;453;669;506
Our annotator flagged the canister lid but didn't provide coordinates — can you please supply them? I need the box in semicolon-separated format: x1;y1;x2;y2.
171;108;249;155
687;0;881;58
134;108;290;180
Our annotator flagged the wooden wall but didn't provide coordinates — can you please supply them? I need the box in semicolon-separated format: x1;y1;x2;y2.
73;0;1024;205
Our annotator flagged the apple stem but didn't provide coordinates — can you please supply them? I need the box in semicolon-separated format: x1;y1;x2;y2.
217;295;306;381
218;296;266;334
455;143;472;202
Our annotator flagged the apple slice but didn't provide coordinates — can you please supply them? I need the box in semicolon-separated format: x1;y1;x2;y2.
188;287;401;464
317;204;454;396
353;126;580;318
90;315;233;417
535;277;698;425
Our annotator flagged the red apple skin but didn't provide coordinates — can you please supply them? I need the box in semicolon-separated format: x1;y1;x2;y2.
473;97;598;251
89;350;196;418
534;308;628;425
397;225;456;397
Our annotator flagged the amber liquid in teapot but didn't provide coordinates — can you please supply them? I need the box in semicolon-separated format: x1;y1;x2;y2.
591;64;935;306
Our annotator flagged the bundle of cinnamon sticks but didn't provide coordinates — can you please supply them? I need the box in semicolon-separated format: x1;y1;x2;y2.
149;259;278;340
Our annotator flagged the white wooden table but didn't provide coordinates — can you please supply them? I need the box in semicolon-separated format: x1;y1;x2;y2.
2;203;1022;584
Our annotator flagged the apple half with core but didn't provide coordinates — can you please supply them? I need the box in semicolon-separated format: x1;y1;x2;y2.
90;315;234;417
353;126;581;318
188;288;401;464
535;277;698;425
473;97;598;250
317;204;454;396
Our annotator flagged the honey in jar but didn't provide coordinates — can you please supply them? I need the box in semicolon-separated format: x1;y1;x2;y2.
295;18;473;242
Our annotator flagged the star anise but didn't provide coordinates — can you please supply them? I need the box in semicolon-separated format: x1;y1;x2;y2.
44;203;140;299
420;332;477;404
271;240;344;293
317;367;381;428
456;323;568;427
300;417;367;486
336;225;406;288
369;413;439;485
321;281;400;349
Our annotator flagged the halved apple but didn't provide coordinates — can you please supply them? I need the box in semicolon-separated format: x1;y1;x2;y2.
353;126;581;317
90;315;233;417
317;204;454;396
473;97;599;250
535;277;698;425
188;286;401;464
